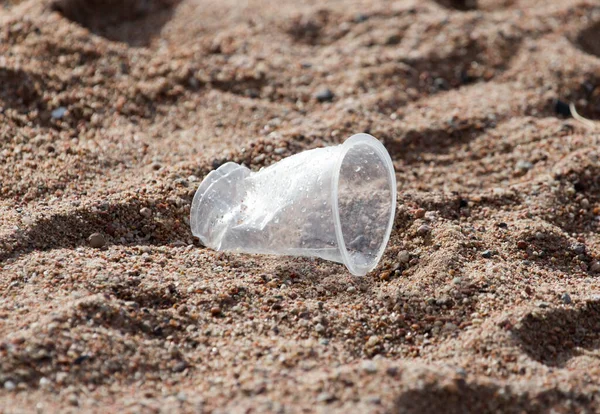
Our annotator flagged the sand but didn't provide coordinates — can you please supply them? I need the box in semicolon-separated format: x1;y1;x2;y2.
1;0;599;412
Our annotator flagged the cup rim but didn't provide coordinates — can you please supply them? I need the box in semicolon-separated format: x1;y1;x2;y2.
330;133;397;276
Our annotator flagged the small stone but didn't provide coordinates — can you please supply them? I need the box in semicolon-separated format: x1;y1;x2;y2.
51;107;67;119
590;261;600;273
571;243;586;255
417;224;431;235
210;306;221;316
315;88;334;102
347;286;357;293
39;377;51;388
481;250;493;259
424;211;437;221
443;322;458;331
561;293;572;305
140;207;152;218
452;277;462;285
56;372;68;384
354;13;368;23
365;395;381;405
253;153;266;164
173;361;187;372
456;367;467;377
88;233;105;248
434;78;448;90
517;240;528;250
515;160;533;172
436;296;452;306
68;394;79;407
315;323;325;333
397;250;410;264
365;335;381;348
362;360;378;374
4;381;15;391
173;177;189;187
537;302;550;308
415;208;426;218
317;392;336;403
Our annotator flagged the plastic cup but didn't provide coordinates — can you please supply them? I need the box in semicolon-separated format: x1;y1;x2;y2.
190;133;397;276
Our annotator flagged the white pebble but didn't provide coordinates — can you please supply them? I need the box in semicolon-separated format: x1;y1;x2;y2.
365;335;381;347
362;360;377;374
397;250;410;264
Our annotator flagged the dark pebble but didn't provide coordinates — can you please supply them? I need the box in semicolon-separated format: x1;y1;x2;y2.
417;224;431;235
434;78;449;90
571;243;586;255
173;361;188;373
561;293;572;305
386;366;399;377
354;13;368;23
315;88;334;102
88;233;105;248
481;250;493;259
73;355;90;365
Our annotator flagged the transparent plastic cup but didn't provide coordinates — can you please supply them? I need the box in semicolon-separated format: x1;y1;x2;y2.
190;133;397;276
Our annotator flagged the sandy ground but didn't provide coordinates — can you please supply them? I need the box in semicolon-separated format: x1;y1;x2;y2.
1;0;600;412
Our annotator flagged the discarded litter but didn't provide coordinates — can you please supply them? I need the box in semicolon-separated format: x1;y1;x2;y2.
190;133;396;276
